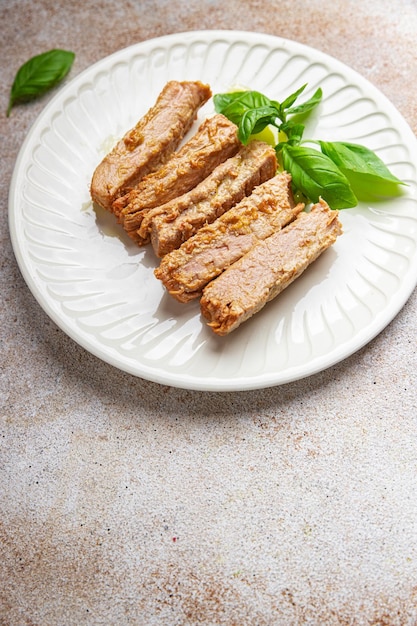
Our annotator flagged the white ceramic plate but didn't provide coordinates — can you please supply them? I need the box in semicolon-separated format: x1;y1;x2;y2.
9;30;417;391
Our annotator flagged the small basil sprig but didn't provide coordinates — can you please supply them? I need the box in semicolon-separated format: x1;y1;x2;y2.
213;84;321;145
7;49;75;117
214;85;405;209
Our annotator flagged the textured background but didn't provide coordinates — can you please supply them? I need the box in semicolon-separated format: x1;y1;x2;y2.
1;1;417;624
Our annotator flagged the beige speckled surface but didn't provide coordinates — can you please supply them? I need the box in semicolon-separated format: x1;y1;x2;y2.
1;1;417;624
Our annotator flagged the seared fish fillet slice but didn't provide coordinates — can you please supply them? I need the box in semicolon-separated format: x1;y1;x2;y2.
154;171;303;302
200;199;342;335
147;140;277;257
114;114;241;243
90;80;211;211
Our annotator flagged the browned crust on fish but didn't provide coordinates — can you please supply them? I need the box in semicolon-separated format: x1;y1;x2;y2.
200;199;343;335
155;171;304;302
113;114;242;243
90;80;211;210
147;140;278;257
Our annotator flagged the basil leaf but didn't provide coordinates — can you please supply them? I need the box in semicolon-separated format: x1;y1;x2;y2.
213;91;243;109
7;49;75;116
229;90;274;109
281;144;358;209
280;84;307;112
214;85;404;205
286;87;323;117
280;122;305;145
319;141;405;201
213;91;247;117
214;90;275;125
214;90;281;143
239;106;280;144
319;141;404;188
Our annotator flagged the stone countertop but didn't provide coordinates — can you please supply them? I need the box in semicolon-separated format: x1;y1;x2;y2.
1;1;416;624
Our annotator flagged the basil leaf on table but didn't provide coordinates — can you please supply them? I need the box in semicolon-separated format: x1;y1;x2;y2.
282;144;358;210
7;49;75;116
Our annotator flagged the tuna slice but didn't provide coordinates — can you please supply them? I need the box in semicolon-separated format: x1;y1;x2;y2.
200;199;342;335
114;114;242;243
146;140;278;257
154;171;303;302
90;80;212;211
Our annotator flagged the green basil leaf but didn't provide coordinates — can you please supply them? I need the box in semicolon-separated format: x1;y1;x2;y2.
280;122;305;145
7;49;75;116
239;106;280;144
213;90;275;125
215;85;404;206
213;91;242;109
213;91;247;116
230;90;274;109
319;141;404;185
286;87;323;117
214;90;272;110
279;84;307;112
333;171;405;201
281;144;358;209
